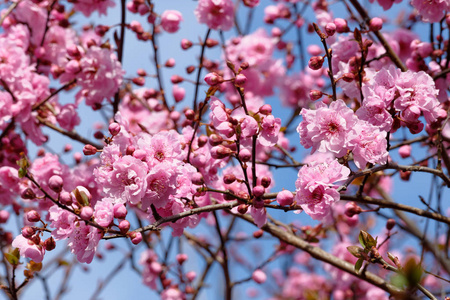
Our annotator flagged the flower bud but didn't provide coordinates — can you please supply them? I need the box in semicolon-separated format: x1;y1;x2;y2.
386;218;396;230
186;65;196;74
43;237;56;251
342;73;355;82
252;185;265;198
150;262;162;273
160;10;183;33
26;210;41;223
113;203;127;219
259;104;272;115
369;17;383;31
400;170;411;181
22;226;35;239
176;253;188;264
325;22;336;36
198;135;208;147
165;58;175;67
234;74;247;87
191;172;204;186
129;231;143;244
21;188;36;200
65;60;81;74
119;220;130;234
309;90;323;101
130;20;143;33
223;174;236;184
308;56;324;70
184;109;195;120
238;148;251;162
181;39;193;50
186;271;197;282
132;77;145;86
211;145;233;159
108;122;121;136
83;144;98;156
253;197;264;208
237;204;248;214
209;134;223;146
344;202;362;217
398;145;411;159
252;269;267;284
205;38;219;47
204;72;224;86
80;206;93;220
48;175;64;193
59;191;73;206
334;18;349;33
276;190;294;206
0;210;9;223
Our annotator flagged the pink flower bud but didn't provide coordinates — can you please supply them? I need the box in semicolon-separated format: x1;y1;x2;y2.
22;226;35;239
113;203;127;219
136;68;146;77
170;111;181;121
325;22;336;36
186;271;197;282
276;190;294;206
165;58;175;67
181;39;193;50
252;269;267;284
74;152;82;163
261;177;271;188
234;74;247;87
184;109;195;120
60;191;73;206
130;20;143;33
126;145;135;156
205;38;219;47
64;144;72;152
259;104;272;115
342;73;355;82
345;202;362;217
119;220;131;234
198;135;208;148
26;210;41;223
108;122;121;136
211;145;233;159
243;0;259;8
369;17;383;31
172;85;185;102
0;210;9;223
307;45;323;56
223;174;236;184
252;185;265;198
204;72;224;86
138;4;149;15
309;90;323;101
238;148;251;162
176;253;188;264
171;75;183;84
150;262;162;273
271;27;282;37
43;237;56;251
386;218;396;230
80;206;93;220
160;10;183;33
191;172;204;185
132;77;145;86
48;175;64;193
398;145;411;159
308;56;324;70
334;18;349;33
65;60;81;74
237;204;248;214
83;144;98;156
21;188;36;200
129;231;142;244
95;25;110;36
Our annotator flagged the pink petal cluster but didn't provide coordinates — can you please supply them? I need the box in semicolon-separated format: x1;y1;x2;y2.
368;0;402;11
72;0;116;17
139;249;162;290
12;235;45;263
294;160;350;221
160;10;183;33
67;221;102;264
411;0;450;23
194;0;234;31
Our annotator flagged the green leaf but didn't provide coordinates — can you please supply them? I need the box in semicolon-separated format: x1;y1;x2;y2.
355;258;364;273
358;230;366;248
347;246;365;259
391;273;408;288
5;248;20;266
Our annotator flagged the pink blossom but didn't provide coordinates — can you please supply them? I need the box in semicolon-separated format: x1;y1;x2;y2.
209;97;234;138
368;0;402;11
72;0;116;17
68;221;102;264
294;160;350;221
56;104;80;131
411;0;450;23
12;234;45;263
101;155;148;205
194;0;234;31
297;99;358;157
139;249;161;290
142;162;178;209
259;115;281;146
160;10;183;33
240;115;258;138
49;205;77;240
161;287;185;300
94;200;114;227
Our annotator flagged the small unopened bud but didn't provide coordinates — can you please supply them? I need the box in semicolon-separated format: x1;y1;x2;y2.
83;144;98;156
398;145;411;159
211;145;233;159
325;22;336;36
259;104;272;115
191;172;204;185
400;170;411;181
43;237;56;251
252;269;267;284
386;218;396;230
369;17;383;31
22;226;35;239
165;58;175;67
48;175;64;193
113;203;127;219
342;73;355;82
186;271;196;282
260;177;271;188
276;190;294;206
109;122;121;136
119;220;130;234
240;62;249;70
308;56;324;70
234;74;247;87
253;229;263;238
132;77;145;86
59;191;73;206
21;188;36;200
334;18;349;33
126;145;135;156
129;231;143;244
309;90;323;101
198;135;208;147
186;65;196;74
223;174;236;184
204;72;224;86
80;206;93;220
171;75;183;84
205;38;219;47
184;109;195;120
208;134;223;146
26;210;41;223
345;202;362;217
181;39;193;50
252;185;265;198
238;148;251;162
176;253;188;264
0;210;10;223
237;204;248;214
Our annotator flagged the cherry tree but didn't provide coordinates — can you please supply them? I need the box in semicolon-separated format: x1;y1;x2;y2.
0;0;449;299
